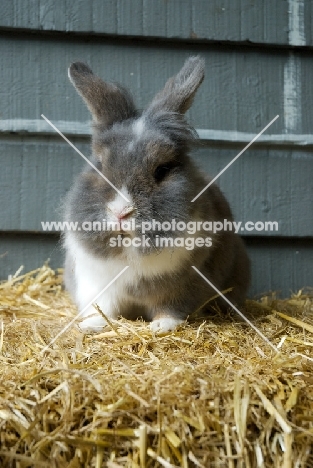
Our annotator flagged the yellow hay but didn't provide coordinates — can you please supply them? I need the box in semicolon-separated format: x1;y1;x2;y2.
0;265;312;467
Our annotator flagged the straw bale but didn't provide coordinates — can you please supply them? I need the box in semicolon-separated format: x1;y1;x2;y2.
0;265;312;467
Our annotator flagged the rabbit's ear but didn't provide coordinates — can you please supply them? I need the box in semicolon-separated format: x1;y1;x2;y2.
147;56;205;115
68;62;137;127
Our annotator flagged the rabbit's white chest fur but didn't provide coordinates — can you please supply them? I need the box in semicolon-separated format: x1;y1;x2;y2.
65;232;191;331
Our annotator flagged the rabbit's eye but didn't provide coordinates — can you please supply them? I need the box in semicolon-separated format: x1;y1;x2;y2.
95;160;102;170
154;162;178;182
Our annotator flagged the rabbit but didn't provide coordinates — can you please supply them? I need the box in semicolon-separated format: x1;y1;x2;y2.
63;56;250;333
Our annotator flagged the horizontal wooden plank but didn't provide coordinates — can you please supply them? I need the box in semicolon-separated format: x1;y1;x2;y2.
0;137;85;232
193;145;313;238
0;0;311;48
0;233;62;280
1;34;313;134
0;119;91;137
0;136;312;237
0;234;312;298
3;119;313;148
245;237;313;298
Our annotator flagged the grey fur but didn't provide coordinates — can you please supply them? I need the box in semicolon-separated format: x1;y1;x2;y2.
147;56;205;114
64;56;250;324
68;62;137;128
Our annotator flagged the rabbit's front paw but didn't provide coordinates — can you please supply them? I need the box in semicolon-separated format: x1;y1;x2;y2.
150;316;183;333
78;314;106;333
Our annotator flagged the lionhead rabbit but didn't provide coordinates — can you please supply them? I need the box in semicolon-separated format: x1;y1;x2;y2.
64;56;250;333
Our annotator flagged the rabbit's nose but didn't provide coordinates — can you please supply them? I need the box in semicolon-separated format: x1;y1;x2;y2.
108;205;135;221
118;206;135;220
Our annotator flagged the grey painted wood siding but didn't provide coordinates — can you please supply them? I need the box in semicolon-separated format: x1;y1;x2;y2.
1;34;313;134
0;136;312;238
0;0;311;48
0;1;312;297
